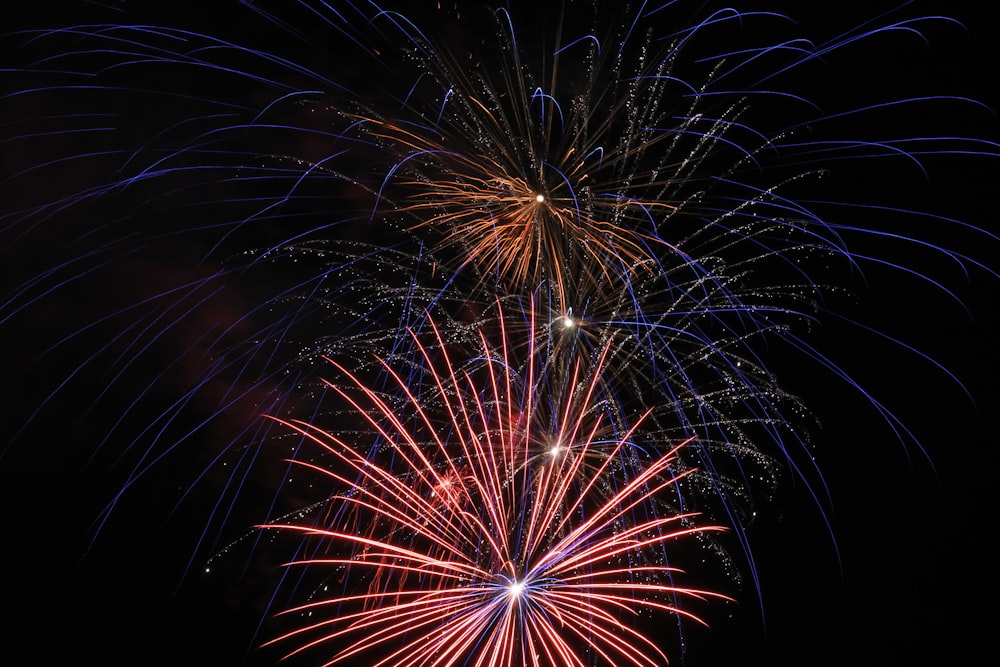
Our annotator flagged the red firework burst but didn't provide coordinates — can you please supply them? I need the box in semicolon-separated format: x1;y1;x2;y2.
260;302;728;666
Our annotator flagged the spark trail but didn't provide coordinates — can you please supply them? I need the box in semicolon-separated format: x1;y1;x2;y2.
260;302;728;666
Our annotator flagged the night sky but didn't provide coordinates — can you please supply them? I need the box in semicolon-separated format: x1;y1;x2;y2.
2;2;998;665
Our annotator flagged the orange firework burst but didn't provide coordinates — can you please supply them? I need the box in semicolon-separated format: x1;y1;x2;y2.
260;303;728;666
363;112;672;298
352;3;707;302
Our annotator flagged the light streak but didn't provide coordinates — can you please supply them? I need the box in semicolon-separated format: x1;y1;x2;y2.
260;302;729;666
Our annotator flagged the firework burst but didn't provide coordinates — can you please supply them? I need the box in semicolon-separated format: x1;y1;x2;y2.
2;1;997;665
260;302;728;666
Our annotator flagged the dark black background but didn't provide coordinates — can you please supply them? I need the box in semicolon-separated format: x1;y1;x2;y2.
2;2;998;665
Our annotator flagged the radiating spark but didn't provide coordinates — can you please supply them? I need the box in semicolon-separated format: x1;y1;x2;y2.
259;302;729;666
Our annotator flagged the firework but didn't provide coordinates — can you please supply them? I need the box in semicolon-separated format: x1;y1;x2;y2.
259;302;728;666
1;1;996;664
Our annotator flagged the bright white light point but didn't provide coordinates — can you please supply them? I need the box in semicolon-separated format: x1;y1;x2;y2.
561;316;575;329
535;194;545;203
508;580;525;598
